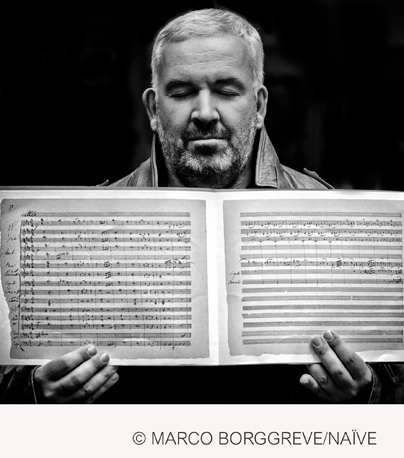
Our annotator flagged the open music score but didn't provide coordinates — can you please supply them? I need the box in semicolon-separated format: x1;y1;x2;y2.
1;188;404;365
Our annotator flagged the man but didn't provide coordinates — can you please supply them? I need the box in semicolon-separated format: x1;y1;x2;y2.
1;8;403;404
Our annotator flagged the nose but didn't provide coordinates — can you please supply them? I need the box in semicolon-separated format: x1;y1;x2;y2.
191;90;219;124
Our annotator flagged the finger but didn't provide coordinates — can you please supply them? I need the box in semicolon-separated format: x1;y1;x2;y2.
310;335;353;389
323;330;372;382
305;363;341;400
56;351;112;395
83;370;120;404
68;365;119;403
38;345;98;382
300;372;333;402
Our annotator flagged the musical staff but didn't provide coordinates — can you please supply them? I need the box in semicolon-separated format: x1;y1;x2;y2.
16;211;194;350
237;211;404;347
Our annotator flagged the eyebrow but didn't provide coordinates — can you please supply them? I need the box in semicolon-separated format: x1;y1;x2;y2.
165;77;246;92
165;80;193;92
214;77;245;90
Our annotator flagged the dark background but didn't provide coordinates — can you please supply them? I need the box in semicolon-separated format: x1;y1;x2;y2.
1;0;404;190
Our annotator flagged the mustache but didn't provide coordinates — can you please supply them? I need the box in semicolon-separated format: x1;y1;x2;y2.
182;126;231;141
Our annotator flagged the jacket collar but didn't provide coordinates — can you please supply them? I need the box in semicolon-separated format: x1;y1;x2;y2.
149;126;288;188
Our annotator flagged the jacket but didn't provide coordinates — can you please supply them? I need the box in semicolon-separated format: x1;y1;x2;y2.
110;126;331;190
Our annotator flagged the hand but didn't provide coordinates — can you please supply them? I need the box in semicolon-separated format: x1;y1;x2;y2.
34;345;119;403
300;330;372;402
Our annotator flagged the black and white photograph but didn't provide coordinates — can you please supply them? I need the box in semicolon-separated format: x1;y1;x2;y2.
1;0;404;456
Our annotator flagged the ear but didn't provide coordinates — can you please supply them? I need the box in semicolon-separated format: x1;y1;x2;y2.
256;85;268;130
142;88;158;132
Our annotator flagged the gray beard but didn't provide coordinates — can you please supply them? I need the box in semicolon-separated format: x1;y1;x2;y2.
156;115;258;189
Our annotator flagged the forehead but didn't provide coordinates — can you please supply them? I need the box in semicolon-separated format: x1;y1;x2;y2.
159;35;252;84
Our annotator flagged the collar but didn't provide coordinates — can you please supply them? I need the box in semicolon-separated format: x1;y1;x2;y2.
149;126;288;188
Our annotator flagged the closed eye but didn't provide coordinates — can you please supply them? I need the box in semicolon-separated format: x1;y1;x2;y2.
165;80;194;99
169;90;194;99
216;89;239;97
214;78;245;97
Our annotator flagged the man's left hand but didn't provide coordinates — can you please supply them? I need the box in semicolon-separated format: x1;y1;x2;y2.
300;330;373;402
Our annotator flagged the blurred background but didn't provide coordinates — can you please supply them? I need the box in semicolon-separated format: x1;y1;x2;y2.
1;0;403;189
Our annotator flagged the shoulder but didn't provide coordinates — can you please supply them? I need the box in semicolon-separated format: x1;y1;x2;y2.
281;165;333;190
109;159;151;187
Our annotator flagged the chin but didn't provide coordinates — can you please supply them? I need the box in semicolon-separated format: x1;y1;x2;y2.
175;160;242;189
184;156;233;174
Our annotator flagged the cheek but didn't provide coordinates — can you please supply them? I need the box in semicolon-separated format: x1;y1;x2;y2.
159;101;190;131
220;100;256;130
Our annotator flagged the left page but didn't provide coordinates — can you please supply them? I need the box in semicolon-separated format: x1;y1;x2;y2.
0;188;212;365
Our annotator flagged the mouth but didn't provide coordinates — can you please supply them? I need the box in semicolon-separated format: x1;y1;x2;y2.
187;138;228;149
189;136;225;141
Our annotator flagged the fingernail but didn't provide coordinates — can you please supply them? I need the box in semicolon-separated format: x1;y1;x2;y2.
311;336;322;347
323;330;334;342
100;353;109;364
87;345;97;357
111;373;119;383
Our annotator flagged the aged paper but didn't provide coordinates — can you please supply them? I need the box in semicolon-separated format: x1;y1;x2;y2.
222;192;404;362
1;191;210;364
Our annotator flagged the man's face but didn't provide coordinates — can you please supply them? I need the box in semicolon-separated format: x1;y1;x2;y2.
149;35;266;188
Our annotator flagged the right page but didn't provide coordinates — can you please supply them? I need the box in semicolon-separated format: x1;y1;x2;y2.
221;190;404;363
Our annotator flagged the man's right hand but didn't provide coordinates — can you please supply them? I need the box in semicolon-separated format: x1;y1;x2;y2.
33;345;119;403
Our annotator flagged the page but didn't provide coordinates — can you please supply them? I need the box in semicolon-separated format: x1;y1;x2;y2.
222;191;404;363
0;190;211;365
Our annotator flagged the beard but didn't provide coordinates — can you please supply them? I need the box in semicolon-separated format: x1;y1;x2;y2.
156;112;258;188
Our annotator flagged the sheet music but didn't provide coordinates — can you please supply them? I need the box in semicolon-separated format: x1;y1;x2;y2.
1;198;209;361
224;198;404;356
2;188;404;364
